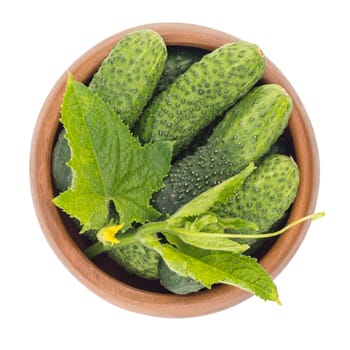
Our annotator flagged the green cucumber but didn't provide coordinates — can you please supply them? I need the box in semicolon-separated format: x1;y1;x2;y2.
51;129;72;193
136;41;265;155
89;29;167;128
107;243;161;280
159;154;300;294
212;153;300;254
152;84;293;215
155;46;206;93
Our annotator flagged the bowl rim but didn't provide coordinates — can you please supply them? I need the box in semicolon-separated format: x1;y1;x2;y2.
30;22;320;317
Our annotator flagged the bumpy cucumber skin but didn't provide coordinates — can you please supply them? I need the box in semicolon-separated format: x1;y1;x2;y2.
215;154;300;229
213;153;300;252
89;29;167;128
155;46;206;93
136;41;265;155
152;84;293;215
107;243;161;280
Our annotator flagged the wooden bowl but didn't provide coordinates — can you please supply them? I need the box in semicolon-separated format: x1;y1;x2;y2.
30;23;320;317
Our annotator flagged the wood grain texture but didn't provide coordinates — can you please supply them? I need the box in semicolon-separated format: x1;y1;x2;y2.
30;23;319;317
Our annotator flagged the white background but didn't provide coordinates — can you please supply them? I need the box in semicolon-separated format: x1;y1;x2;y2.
1;0;348;348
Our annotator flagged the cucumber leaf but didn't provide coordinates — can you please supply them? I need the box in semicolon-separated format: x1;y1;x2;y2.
53;76;173;232
202;253;280;303
144;236;279;303
169;163;256;223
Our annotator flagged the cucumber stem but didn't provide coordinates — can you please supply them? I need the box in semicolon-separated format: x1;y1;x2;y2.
85;242;106;259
